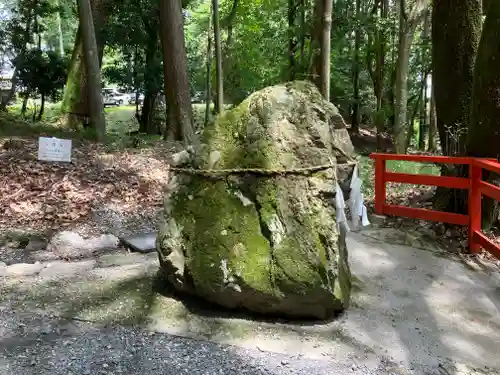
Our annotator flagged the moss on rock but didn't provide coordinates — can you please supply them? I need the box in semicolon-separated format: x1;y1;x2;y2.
157;81;356;319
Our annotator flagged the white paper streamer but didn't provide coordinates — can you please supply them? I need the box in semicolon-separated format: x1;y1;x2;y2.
335;182;350;232
347;164;370;230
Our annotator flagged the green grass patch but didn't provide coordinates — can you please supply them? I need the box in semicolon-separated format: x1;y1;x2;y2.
0;111;95;140
386;160;439;175
358;156;440;200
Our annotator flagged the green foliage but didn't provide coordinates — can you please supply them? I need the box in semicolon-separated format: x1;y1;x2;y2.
42;0;79;53
16;48;68;101
101;0;164;96
1;0;432;140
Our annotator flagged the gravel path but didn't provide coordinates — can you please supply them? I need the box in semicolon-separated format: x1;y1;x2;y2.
1;229;499;375
0;310;395;375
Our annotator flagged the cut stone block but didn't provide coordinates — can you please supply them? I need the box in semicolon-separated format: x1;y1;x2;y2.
119;232;157;254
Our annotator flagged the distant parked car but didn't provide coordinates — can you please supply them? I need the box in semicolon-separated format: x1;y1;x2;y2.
103;94;120;107
102;88;129;106
128;93;144;105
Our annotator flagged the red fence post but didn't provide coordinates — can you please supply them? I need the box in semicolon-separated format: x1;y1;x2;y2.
469;161;482;254
374;157;386;214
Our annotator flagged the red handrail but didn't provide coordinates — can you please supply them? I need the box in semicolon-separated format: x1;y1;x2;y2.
370;153;500;259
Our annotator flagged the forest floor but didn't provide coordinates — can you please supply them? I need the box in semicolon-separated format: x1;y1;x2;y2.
0;106;499;374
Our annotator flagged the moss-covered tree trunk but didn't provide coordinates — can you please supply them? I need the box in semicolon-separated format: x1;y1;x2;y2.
78;0;106;140
61;0;108;129
467;1;500;229
431;0;482;213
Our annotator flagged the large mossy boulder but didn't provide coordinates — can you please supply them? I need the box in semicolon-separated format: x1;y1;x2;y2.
157;81;356;320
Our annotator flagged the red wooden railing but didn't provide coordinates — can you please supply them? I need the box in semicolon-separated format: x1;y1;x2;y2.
370;153;500;259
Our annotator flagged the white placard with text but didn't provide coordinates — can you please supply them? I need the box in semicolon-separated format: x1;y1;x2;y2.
37;137;72;162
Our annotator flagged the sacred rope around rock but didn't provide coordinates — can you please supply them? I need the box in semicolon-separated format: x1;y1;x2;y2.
169;161;358;177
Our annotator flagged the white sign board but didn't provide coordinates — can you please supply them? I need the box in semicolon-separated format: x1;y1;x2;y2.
37;137;72;162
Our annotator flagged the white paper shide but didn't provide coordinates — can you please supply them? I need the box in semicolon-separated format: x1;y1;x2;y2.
335;164;370;232
37;137;72;162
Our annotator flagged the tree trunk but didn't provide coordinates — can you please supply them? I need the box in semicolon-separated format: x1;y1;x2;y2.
427;83;437;152
393;29;413;153
224;0;239;48
299;0;308;74
132;46;139;117
386;3;398;131
32;103;38;122
467;1;500;229
21;93;29;117
288;0;298;81
393;1;422;153
432;0;481;156
78;0;106;140
205;2;213;127
56;0;65;56
367;0;388;150
408;93;421;147
310;0;333;100
159;0;194;145
418;75;427;150
431;0;482;213
139;93;159;134
212;0;223;114
36;94;45;121
418;10;430;150
61;0;108;126
139;23;160;134
221;0;239;104
351;0;361;133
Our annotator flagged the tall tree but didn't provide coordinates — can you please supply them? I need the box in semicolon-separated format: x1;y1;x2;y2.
351;0;361;133
287;0;298;81
393;0;429;153
432;0;482;213
61;0;108;128
310;0;333;100
204;1;213;126
418;9;430;150
367;0;389;150
55;0;65;56
138;14;162;135
432;0;482;157
467;0;500;229
427;83;437;151
159;0;194;145
221;0;239;103
212;0;223;114
77;0;105;140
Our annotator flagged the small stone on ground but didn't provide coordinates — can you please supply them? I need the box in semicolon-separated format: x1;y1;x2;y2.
120;232;157;253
